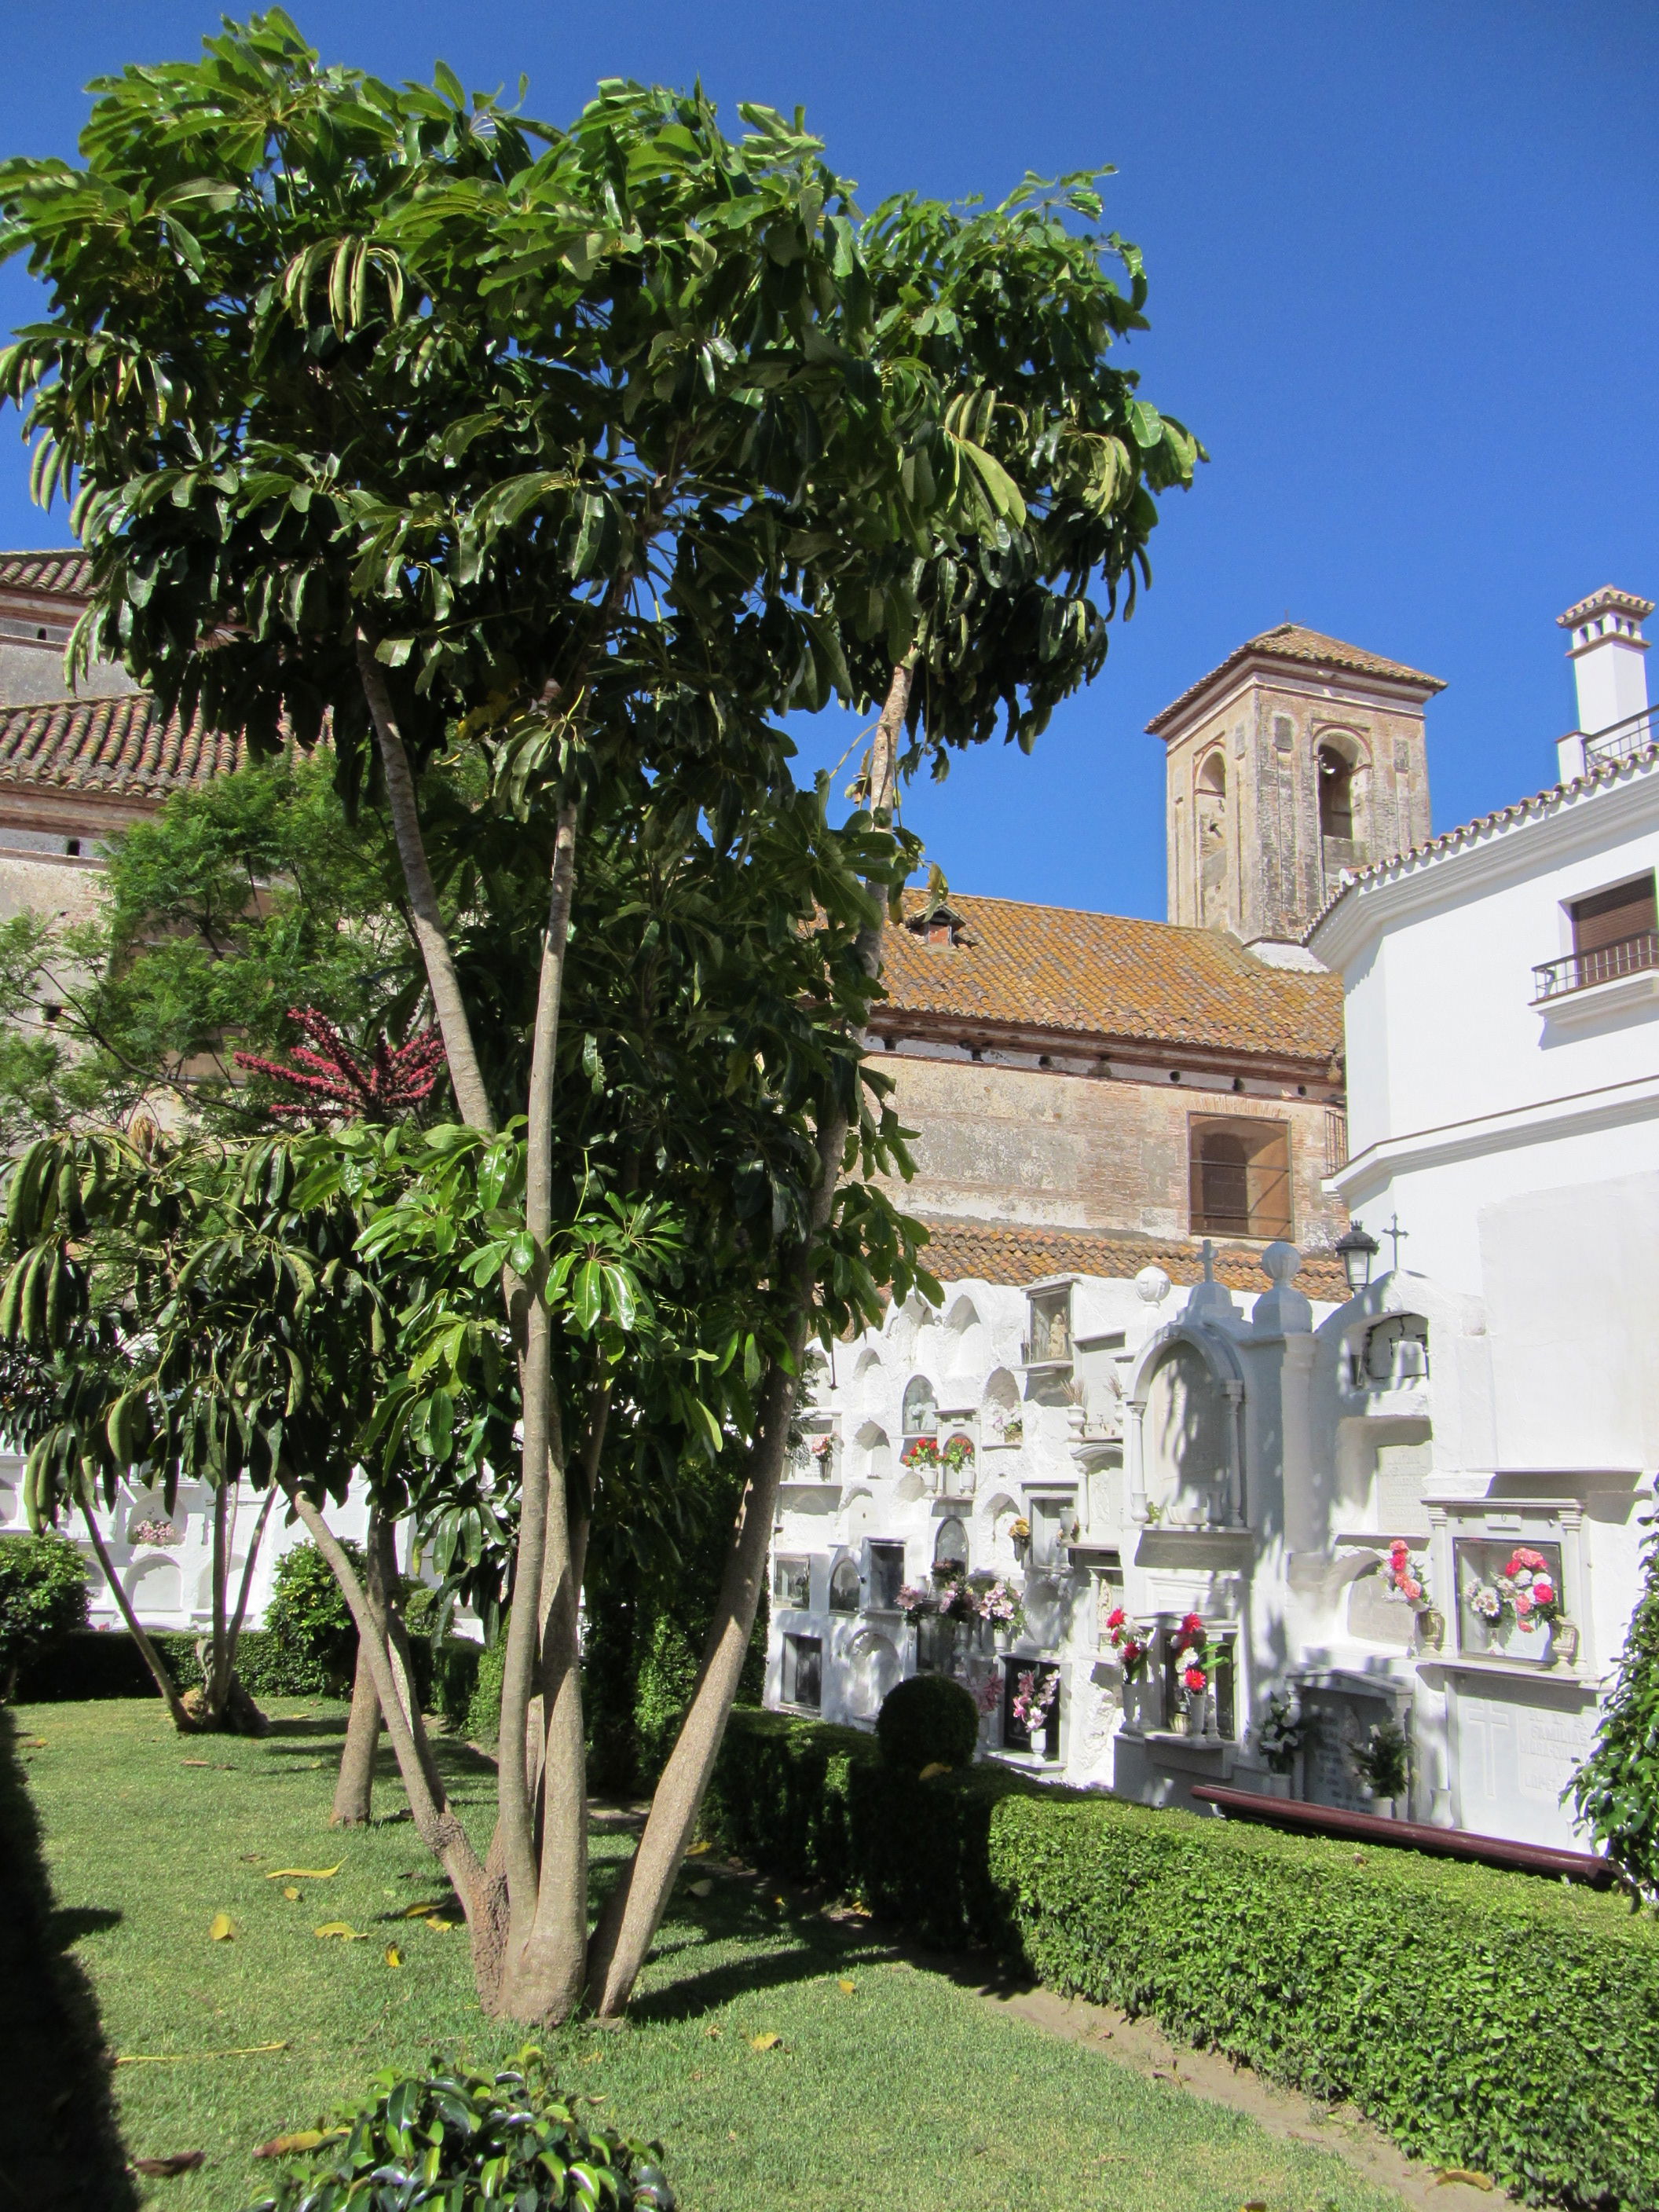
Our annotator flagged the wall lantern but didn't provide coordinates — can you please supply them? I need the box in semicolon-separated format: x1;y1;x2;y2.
1335;1224;1379;1295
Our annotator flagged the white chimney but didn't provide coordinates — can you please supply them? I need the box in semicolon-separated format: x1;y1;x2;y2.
1556;586;1654;781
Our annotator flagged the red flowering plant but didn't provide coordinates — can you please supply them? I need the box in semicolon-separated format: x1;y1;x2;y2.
1104;1602;1153;1683
899;1435;940;1470
235;1007;447;1124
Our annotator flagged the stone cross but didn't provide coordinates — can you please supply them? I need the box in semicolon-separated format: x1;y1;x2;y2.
1200;1238;1218;1283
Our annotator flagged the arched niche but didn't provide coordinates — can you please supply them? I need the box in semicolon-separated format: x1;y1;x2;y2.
1195;749;1229;929
982;1366;1023;1447
847;1629;902;1720
902;1377;939;1437
852;1346;884;1403
842;1486;875;1543
980;1491;1023;1574
829;1555;861;1613
1127;1324;1244;1529
934;1515;969;1572
1317;731;1370;866
852;1421;892;1485
130;1554;183;1618
943;1295;991;1380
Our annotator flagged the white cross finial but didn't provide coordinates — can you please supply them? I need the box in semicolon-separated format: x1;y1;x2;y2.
1385;1214;1409;1273
1200;1238;1217;1284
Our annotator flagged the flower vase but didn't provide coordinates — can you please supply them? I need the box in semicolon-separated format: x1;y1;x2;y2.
1185;1686;1210;1739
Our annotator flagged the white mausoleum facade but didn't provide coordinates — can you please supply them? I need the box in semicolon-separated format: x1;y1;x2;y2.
767;585;1659;1855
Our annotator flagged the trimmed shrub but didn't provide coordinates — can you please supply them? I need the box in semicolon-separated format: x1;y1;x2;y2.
260;1540;363;1695
0;1533;89;1697
242;2046;673;2211
876;1672;978;1772
711;1706;1659;2210
463;1636;506;1745
13;1626;478;1723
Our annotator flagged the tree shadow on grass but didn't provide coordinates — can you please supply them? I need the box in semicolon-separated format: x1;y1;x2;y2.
622;1884;899;2027
0;1712;137;2211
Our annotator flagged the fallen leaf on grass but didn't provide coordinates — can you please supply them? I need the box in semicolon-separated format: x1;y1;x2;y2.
282;1885;302;1900
238;1853;263;1863
24;1736;46;1748
1240;2202;1269;2210
383;1946;402;1968
268;1863;342;1881
837;1978;856;1995
255;2130;343;2159
423;1914;459;1932
398;1898;454;1918
117;2042;287;2067
182;1760;211;1768
208;1914;237;1943
131;2151;205;2178
313;1922;366;1942
748;2031;782;2052
918;1761;950;1781
1435;2174;1495;2193
689;1880;713;1898
686;1839;712;1857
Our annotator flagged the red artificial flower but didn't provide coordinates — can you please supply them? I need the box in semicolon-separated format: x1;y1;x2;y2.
1532;1578;1555;1607
1389;1539;1410;1564
1179;1612;1204;1638
1507;1547;1547;1577
1106;1606;1126;1632
1183;1665;1208;1693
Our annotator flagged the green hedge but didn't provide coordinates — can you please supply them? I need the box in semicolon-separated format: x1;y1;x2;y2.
13;1628;482;1730
710;1708;1659;2210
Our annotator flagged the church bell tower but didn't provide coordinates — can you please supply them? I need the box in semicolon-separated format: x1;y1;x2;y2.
1147;624;1441;950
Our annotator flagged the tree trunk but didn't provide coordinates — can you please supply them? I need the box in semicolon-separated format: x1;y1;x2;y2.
286;1485;488;1917
355;635;496;1136
331;1507;393;1826
585;662;913;2016
207;1481;230;1721
497;796;588;2027
79;1500;197;1732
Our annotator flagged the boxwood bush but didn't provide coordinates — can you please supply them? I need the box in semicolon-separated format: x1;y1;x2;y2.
877;1672;979;1772
709;1707;1659;2210
0;1532;89;1697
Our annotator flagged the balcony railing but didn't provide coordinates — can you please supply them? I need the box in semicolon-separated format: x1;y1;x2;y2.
1532;930;1659;1002
1577;708;1659;771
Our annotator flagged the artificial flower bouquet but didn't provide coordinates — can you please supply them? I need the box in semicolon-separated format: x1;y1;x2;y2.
1257;1690;1303;1774
1104;1604;1153;1683
1468;1546;1564;1637
1011;1665;1059;1751
1382;1538;1430;1609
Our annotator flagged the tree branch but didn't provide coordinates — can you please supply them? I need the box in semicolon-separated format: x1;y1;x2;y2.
354;634;495;1135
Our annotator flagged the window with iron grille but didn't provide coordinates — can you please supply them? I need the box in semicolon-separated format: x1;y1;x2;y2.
1568;873;1657;988
1188;1115;1292;1239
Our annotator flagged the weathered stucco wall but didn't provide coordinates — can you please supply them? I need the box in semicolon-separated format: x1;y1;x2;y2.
871;1049;1347;1248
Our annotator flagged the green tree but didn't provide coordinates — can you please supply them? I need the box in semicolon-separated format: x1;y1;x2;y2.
0;1528;88;1697
0;14;1197;2022
0;750;420;1141
1569;1525;1659;1890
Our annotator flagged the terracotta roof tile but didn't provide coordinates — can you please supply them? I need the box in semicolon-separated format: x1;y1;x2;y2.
880;892;1342;1064
0;550;93;599
1147;623;1445;735
915;1212;1348;1303
0;694;244;800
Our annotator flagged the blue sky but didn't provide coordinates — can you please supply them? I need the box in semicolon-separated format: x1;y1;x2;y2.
3;2;1657;921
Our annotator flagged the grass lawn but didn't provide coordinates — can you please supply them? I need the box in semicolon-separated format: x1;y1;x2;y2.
3;1697;1408;2212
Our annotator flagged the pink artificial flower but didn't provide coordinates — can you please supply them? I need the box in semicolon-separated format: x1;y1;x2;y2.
1514;1594;1533;1620
1532;1578;1555;1607
1389;1540;1410;1566
1401;1578;1423;1604
1183;1665;1208;1693
1507;1547;1547;1577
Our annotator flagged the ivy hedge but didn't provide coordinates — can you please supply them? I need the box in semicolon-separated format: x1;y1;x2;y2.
13;1628;482;1731
709;1708;1659;2210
